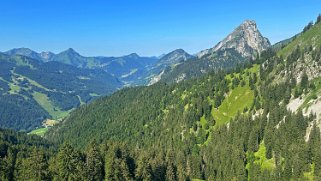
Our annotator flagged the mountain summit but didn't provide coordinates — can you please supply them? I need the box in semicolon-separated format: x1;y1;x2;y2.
157;49;193;66
198;20;270;59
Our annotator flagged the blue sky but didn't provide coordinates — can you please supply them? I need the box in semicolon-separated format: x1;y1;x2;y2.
0;0;320;56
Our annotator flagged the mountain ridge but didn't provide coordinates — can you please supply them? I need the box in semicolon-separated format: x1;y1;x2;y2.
156;20;270;83
198;20;270;59
0;52;122;131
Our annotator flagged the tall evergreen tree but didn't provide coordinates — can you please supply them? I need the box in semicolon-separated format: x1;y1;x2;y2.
21;148;50;181
86;142;103;181
55;143;85;181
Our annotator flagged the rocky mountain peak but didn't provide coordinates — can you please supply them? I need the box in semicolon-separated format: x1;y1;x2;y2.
64;48;79;55
198;20;270;59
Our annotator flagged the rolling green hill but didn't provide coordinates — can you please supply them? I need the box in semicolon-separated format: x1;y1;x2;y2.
0;53;122;131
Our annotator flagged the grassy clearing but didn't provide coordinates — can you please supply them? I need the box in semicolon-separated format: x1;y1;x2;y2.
304;163;315;181
13;72;51;91
32;91;69;119
29;127;48;136
195;65;258;146
200;115;208;128
254;142;275;171
212;85;254;128
8;82;20;94
211;65;258;128
89;92;100;97
120;69;138;78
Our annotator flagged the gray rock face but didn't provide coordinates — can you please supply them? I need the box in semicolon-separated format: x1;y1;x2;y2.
198;20;271;59
40;51;55;62
148;49;193;85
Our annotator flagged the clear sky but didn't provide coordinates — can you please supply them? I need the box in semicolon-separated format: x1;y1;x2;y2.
0;0;320;57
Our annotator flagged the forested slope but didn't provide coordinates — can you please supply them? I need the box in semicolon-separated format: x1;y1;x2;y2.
1;15;321;181
43;16;321;180
0;53;122;131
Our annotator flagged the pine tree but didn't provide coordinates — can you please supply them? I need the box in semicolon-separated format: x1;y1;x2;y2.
21;148;50;180
135;156;153;181
317;14;321;24
105;148;117;181
86;142;103;181
121;159;132;181
56;143;85;180
166;162;176;181
308;124;320;161
13;152;24;180
166;150;177;181
3;148;16;181
314;143;321;180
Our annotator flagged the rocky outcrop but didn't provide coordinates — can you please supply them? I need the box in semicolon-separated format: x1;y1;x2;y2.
198;20;270;59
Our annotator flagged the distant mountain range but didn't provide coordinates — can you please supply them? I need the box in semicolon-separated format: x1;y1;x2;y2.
154;20;271;83
0;19;271;131
4;48;159;86
0;52;122;131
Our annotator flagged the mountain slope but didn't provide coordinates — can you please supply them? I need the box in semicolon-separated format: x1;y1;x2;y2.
51;48;89;67
5;48;44;61
157;20;270;83
279;21;321;57
96;53;158;85
149;49;194;84
0;53;122;131
198;20;270;59
156;49;193;67
46;17;321;180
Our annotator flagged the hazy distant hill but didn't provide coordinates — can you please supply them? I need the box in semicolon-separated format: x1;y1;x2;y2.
0;53;122;131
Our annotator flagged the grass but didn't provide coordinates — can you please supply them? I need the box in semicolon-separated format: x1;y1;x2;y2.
300;77;321;109
8;82;20;94
253;142;275;171
89;92;100;97
181;92;187;100
304;163;315;181
8;71;51;96
12;56;34;68
212;85;254;128
29;127;48;136
12;72;51;91
195;65;258;145
211;65;257;128
278;22;321;57
184;104;189;111
200;115;208;128
32;91;69;119
246;142;275;180
77;95;85;105
120;69;138;78
86;57;99;68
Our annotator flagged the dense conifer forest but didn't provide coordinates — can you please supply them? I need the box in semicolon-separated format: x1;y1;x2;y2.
1;11;321;181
